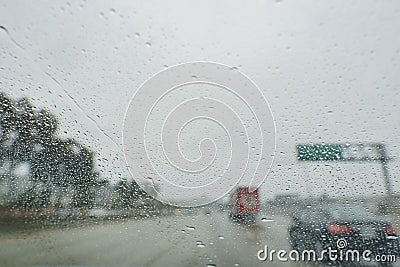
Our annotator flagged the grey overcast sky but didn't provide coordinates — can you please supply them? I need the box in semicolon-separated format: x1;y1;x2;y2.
1;0;400;201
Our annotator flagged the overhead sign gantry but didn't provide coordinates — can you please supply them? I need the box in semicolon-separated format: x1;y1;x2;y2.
296;143;392;197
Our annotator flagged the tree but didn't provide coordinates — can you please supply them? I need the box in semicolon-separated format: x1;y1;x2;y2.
0;92;99;209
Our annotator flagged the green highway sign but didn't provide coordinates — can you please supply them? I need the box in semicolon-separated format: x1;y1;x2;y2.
296;144;344;161
297;143;385;161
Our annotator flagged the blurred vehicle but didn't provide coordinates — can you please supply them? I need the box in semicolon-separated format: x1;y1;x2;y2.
57;208;81;218
228;187;260;224
289;204;399;265
87;207;108;217
378;196;400;215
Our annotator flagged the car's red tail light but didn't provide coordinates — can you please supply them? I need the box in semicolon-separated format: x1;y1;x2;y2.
327;223;353;235
383;225;397;236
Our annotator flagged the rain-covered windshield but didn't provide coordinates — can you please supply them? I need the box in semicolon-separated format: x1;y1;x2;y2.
1;1;400;267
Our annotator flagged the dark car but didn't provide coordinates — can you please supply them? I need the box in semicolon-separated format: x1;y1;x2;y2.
289;204;399;266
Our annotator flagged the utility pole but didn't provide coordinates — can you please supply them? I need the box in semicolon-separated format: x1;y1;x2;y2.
376;144;392;197
376;144;394;210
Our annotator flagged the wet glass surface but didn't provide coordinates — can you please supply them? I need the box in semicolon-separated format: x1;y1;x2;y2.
1;1;400;266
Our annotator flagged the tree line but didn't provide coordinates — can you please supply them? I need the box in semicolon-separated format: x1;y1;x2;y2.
0;92;99;209
0;92;169;215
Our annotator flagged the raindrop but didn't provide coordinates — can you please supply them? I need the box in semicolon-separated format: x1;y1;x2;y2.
261;217;274;222
196;241;205;248
185;225;196;230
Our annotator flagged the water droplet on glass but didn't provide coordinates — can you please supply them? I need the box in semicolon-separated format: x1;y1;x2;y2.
186;225;196;230
196;241;205;248
261;217;274;222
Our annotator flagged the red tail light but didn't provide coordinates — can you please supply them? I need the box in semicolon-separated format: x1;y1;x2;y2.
238;204;245;212
383;225;397;236
327;223;353;235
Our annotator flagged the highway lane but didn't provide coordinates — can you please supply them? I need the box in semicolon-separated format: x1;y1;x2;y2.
0;211;397;267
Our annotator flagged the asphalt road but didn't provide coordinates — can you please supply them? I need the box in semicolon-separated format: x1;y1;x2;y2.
0;211;398;267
